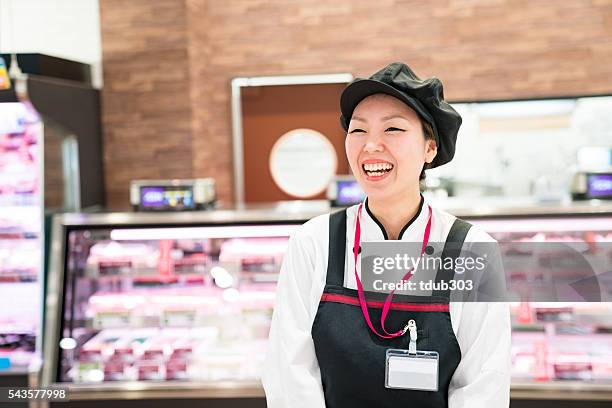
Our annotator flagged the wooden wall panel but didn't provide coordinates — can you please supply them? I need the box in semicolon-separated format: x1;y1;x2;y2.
241;83;350;202
101;0;612;208
100;0;194;209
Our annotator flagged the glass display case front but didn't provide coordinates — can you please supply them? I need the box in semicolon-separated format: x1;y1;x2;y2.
43;207;612;402
472;215;612;384
52;219;300;384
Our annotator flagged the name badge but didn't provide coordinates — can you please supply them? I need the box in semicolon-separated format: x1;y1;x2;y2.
385;349;439;391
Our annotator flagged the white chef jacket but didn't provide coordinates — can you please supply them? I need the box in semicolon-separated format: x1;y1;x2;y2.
262;198;511;408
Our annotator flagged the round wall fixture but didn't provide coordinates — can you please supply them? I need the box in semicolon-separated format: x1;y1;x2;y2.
269;128;337;198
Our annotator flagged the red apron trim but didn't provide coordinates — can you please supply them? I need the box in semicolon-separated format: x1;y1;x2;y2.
321;293;449;312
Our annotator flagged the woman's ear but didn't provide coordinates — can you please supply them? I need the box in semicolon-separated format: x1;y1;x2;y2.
425;139;438;164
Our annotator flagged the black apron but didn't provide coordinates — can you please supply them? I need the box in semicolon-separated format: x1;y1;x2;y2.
311;209;471;408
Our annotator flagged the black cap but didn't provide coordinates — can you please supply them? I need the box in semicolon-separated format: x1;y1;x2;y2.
340;62;461;168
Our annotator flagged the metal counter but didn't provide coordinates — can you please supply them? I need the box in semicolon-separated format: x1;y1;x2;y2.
64;380;264;401
430;196;612;218
511;381;612;401
49;196;612;228
38;380;612;402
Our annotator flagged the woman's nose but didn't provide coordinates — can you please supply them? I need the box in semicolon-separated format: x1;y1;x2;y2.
363;133;384;153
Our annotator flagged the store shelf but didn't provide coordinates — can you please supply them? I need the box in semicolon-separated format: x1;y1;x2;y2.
0;196;38;207
0;366;31;376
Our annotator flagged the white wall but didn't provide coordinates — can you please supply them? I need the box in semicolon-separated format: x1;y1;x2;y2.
0;0;102;87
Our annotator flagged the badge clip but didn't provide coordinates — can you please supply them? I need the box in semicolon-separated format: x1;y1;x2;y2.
406;319;417;354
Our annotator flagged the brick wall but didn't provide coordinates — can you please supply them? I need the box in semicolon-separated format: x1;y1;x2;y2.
100;0;612;209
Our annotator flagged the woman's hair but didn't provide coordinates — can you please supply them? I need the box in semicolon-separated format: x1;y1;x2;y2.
419;119;436;181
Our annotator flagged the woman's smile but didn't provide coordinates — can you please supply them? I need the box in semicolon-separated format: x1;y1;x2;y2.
361;159;395;181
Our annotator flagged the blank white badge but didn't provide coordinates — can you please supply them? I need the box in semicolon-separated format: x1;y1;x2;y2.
385;349;439;392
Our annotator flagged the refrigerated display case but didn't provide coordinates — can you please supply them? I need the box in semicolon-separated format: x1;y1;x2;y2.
0;101;42;376
0;55;103;393
470;212;612;401
41;207;322;406
0;53;104;210
42;201;612;405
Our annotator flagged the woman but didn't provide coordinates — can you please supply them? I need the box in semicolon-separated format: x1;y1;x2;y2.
263;62;510;408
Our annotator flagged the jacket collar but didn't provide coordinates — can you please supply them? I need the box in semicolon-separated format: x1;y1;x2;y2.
361;194;427;241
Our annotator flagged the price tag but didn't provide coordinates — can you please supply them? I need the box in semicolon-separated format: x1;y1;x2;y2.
163;310;196;327
94;311;131;329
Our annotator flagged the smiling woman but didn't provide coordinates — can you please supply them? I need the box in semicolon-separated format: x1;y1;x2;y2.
263;63;511;408
345;94;437;206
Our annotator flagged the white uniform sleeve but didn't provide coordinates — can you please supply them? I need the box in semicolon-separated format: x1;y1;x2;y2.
449;230;511;408
448;302;511;408
262;228;326;408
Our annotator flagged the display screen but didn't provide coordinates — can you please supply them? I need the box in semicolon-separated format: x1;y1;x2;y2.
140;186;194;210
587;174;612;198
336;180;365;206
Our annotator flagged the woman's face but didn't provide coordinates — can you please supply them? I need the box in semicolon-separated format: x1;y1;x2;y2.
345;93;437;202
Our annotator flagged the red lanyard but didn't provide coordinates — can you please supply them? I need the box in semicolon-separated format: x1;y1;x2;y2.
353;203;432;339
